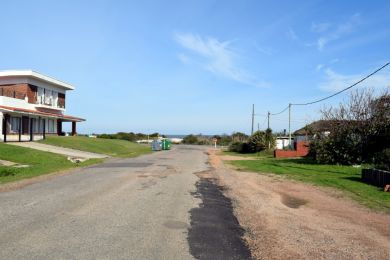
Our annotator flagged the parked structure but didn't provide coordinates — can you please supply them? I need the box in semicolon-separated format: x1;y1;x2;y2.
0;70;85;142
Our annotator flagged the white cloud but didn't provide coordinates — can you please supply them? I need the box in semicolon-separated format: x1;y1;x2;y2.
287;28;298;40
316;64;324;71
174;33;269;88
177;53;191;64
313;13;361;51
319;67;390;92
311;22;331;33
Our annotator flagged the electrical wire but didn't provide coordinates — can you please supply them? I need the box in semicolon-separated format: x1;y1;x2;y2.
270;105;289;116
267;61;390;114
292;61;390;106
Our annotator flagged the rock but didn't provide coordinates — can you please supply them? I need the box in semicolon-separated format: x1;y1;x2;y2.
67;157;87;163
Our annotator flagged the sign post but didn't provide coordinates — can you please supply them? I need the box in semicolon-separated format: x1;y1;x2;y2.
212;138;217;149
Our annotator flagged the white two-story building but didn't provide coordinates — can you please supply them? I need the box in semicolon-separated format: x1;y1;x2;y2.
0;70;85;142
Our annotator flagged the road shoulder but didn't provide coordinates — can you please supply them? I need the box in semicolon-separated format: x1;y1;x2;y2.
208;149;390;259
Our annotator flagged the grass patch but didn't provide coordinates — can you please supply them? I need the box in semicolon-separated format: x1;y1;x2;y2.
0;143;101;184
229;155;390;213
40;136;152;157
222;150;274;158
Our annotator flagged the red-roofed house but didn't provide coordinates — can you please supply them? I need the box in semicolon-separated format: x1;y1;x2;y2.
0;70;85;142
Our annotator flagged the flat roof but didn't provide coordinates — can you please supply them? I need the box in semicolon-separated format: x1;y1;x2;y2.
0;70;74;90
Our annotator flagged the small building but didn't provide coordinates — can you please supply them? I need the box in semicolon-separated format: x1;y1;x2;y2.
0;70;85;142
274;120;334;158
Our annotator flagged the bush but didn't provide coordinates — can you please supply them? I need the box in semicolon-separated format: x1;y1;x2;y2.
373;148;390;171
310;127;363;165
0;168;17;177
309;90;390;165
182;134;199;144
248;131;267;153
228;142;251;153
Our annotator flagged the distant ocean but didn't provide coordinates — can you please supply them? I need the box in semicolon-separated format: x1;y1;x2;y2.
165;134;213;138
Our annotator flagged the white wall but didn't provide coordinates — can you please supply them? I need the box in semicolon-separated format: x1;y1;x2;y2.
276;138;293;149
0;96;35;110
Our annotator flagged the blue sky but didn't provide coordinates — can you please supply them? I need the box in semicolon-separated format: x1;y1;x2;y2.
1;0;390;135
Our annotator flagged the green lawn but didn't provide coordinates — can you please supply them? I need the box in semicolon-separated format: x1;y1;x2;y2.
222;150;274;158
227;152;390;213
39;136;152;157
0;143;101;184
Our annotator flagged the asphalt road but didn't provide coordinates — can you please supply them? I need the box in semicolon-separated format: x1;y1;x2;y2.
0;145;250;260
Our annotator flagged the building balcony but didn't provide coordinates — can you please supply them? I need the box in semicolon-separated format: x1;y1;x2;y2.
35;103;65;111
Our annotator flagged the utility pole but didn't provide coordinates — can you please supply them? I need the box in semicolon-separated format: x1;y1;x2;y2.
251;104;254;135
267;111;270;129
257;123;260;131
288;103;292;149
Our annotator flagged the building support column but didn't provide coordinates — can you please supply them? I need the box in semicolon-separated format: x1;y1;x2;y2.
43;119;46;140
71;122;76;136
30;118;34;141
57;119;62;136
19;117;22;142
3;114;8;142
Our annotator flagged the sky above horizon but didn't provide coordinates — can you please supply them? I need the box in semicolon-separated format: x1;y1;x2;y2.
1;0;390;135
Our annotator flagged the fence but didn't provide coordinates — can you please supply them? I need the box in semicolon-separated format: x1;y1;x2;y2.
361;169;390;188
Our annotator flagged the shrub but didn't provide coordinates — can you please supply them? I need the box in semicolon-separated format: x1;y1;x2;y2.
182;134;199;144
373;148;390;171
0;168;17;177
309;90;390;165
228;142;251;153
248;131;267;153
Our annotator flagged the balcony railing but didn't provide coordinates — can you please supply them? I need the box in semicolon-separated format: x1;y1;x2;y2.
35;98;65;109
0;88;27;100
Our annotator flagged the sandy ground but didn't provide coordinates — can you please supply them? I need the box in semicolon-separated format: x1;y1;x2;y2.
208;149;390;260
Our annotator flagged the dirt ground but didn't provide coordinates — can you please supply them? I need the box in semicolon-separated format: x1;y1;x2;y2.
208;149;390;260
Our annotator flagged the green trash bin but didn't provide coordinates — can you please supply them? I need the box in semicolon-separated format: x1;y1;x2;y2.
161;139;172;150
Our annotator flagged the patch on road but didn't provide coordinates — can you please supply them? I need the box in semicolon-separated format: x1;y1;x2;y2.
91;162;152;168
280;194;307;209
188;171;252;259
164;220;188;229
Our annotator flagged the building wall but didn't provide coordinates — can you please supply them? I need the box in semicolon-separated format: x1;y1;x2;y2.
276;138;292;149
0;83;66;107
0;77;66;94
0;96;37;110
274;141;310;158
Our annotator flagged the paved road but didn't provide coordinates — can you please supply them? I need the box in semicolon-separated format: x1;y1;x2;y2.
0;145;204;259
0;145;250;259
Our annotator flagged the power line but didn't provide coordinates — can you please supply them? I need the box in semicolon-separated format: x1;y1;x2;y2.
292;62;390;106
264;61;390;146
268;61;390;112
270;105;289;116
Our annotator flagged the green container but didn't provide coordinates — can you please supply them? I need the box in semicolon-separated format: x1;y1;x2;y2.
161;139;172;150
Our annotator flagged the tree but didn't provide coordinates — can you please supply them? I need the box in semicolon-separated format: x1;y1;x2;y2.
232;132;248;142
248;131;267;152
265;128;276;149
310;88;389;165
